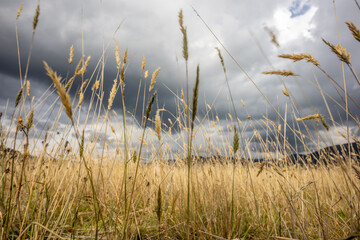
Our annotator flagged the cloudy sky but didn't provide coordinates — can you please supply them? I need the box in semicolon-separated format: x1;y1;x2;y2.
0;0;359;157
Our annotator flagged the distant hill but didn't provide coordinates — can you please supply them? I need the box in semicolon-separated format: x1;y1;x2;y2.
287;142;360;165
167;142;360;166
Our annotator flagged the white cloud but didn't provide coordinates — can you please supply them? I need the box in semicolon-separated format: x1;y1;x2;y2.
272;4;317;45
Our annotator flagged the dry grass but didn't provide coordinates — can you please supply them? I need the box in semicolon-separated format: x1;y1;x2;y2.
0;3;359;240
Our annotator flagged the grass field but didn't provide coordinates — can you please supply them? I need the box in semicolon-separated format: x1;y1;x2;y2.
1;2;360;240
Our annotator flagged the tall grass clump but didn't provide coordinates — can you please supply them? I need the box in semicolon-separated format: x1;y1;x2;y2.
0;2;360;240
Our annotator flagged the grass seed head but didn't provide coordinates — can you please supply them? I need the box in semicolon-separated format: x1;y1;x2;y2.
278;53;319;66
26;80;31;97
145;91;157;120
282;88;290;97
43;61;72;119
191;65;200;130
92;80;100;91
215;47;226;72
33;4;40;32
346;21;360;42
149;67;161;92
262;70;297;76
108;79;117;110
123;49;128;64
322;38;351;64
178;9;188;61
16;3;23;20
233;125;239;155
141;55;146;71
155;109;161;141
68;45;74;64
78;92;84;106
15;85;23;108
115;42;121;68
27;109;34;131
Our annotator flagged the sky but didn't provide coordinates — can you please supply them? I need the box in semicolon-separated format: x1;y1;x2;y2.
0;0;359;158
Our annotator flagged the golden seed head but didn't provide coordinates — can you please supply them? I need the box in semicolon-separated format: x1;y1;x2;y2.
241;99;245;107
16;3;23;20
282;88;290;97
278;53;319;66
346;21;360;42
123;49;128;64
144;70;148;79
18;115;23;126
296;113;321;121
108;79;117;110
92;80;100;91
43;61;72;119
141;55;146;71
262;70;297;76
33;4;40;32
322;38;351;64
155;109;161;141
26;80;31;97
15;86;23;108
68;45;74;64
178;9;188;61
78;56;91;75
115;42;121;68
75;56;84;75
120;64;125;84
109;124;115;133
215;47;226;72
65;76;75;90
27;109;34;131
149;67;161;92
78;92;84;106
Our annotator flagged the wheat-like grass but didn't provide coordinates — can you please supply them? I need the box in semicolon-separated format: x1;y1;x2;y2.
115;42;121;68
68;45;74;64
178;10;188;61
16;3;23;20
278;53;319;66
141;55;146;71
262;70;297;76
43;61;72;119
149;67;161;92
108;79;117;110
32;4;40;32
322;38;351;64
282;88;290;97
26;80;31;97
346;21;360;42
155;109;161;141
